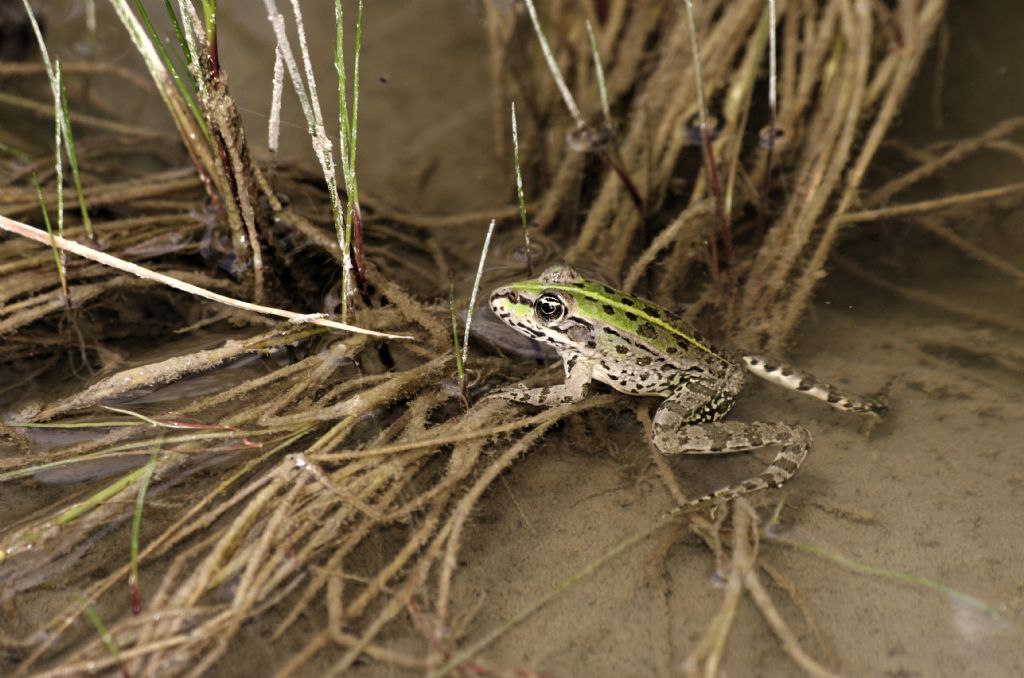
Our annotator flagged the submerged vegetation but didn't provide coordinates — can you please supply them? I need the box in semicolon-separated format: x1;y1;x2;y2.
1;0;1019;675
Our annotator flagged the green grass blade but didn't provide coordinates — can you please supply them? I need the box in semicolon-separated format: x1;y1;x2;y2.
335;0;365;323
131;0;210;140
0;141;31;161
8;420;144;429
162;0;194;68
80;600;128;675
129;452;157;614
335;0;351;322
57;61;94;239
348;0;363;204
449;278;464;383
200;0;218;47
55;464;152;526
335;0;351;182
33;174;70;301
773;536;998;616
511;101;533;275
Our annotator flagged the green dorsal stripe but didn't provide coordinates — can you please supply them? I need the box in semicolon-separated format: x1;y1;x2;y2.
512;281;721;357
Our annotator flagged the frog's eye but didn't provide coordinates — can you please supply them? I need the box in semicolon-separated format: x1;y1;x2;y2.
534;294;567;324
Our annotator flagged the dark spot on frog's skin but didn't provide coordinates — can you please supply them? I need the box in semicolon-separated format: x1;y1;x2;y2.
676;339;690;351
797;378;813;391
666;346;678;354
602;304;615;315
620;297;635;307
775;456;799;474
646;307;661;319
586;340;597;349
625;311;637;322
748;357;760;366
826;392;841;403
636;356;652;367
637;323;658;340
615;345;629;355
781;367;794;377
763;363;778;373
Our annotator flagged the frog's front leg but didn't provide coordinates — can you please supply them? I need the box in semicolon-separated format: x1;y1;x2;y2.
489;353;594;406
653;387;810;505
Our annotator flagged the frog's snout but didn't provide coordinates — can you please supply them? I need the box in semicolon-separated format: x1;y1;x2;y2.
488;288;506;313
489;287;521;318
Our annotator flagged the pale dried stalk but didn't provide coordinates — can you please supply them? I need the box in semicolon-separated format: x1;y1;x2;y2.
0;214;409;340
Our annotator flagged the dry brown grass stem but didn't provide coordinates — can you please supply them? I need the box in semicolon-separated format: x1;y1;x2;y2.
681;501;756;677
867;115;1024;207
0;214;409;340
311;394;616;462
759;560;836;668
1;168;199;215
839;181;1024;226
681;501;839;678
0;89;174;140
743;567;841;678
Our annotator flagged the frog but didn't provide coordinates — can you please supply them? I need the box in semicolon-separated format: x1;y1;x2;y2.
487;263;886;507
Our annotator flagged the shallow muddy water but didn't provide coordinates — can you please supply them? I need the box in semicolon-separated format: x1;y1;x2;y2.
3;1;1024;676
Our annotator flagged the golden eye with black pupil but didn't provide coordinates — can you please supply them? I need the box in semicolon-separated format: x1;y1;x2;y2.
534;294;566;324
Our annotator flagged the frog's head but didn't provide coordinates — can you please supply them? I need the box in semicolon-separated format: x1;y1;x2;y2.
489;264;594;351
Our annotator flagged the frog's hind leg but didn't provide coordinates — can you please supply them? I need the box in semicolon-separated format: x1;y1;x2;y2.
655;419;811;505
742;355;887;416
